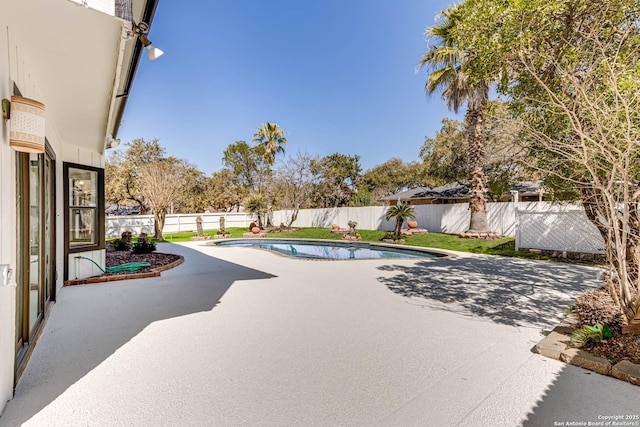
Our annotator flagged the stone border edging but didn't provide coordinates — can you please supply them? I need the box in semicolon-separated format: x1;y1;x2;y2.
63;254;184;286
535;316;640;386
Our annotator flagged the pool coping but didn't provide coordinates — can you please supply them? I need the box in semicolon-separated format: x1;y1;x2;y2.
209;238;457;261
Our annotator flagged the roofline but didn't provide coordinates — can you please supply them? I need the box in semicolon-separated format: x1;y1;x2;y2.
112;0;159;138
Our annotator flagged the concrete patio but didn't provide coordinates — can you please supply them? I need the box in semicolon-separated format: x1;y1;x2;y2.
0;241;638;426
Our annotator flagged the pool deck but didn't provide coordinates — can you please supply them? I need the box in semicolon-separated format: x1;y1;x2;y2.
1;241;638;426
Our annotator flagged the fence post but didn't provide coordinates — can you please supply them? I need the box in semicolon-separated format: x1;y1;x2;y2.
509;193;520;251
514;204;520;251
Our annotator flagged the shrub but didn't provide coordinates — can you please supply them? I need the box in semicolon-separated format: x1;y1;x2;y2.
574;287;624;332
131;240;157;255
110;238;131;252
382;231;396;240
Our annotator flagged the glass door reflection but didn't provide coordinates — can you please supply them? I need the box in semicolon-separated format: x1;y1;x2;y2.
29;153;42;334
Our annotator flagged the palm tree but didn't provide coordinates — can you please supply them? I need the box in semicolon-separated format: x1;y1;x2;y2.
385;204;416;238
244;193;267;229
418;6;491;233
252;122;288;226
252;122;288;166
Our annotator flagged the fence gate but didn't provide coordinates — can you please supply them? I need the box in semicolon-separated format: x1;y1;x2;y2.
515;205;605;254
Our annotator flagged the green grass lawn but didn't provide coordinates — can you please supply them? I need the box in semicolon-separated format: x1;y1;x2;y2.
151;226;558;260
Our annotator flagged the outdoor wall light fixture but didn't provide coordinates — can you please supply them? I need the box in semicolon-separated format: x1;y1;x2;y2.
134;22;164;61
5;96;46;153
105;134;120;149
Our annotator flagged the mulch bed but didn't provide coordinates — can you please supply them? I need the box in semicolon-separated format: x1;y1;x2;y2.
584;333;640;365
105;251;182;276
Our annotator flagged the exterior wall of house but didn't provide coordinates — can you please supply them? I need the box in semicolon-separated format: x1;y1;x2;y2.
63;145;106;281
0;16;107;409
0;20;64;412
0;19;18;410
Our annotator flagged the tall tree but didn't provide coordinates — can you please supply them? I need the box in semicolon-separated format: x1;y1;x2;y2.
310;153;362;208
362;158;429;204
252;122;288;165
222;141;268;193
171;161;209;214
206;169;245;212
451;0;640;325
272;151;315;226
418;6;491;234
421;106;531;198
137;157;187;240
105;138;165;214
105;149;129;210
252;122;288;226
420;118;468;185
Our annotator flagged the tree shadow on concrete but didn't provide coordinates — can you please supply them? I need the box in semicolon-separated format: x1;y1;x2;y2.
377;255;602;328
0;243;274;426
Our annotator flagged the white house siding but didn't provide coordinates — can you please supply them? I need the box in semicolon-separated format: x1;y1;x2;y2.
1;0;133;412
0;21;68;410
69;249;107;281
0;19;66;412
0;18;18;410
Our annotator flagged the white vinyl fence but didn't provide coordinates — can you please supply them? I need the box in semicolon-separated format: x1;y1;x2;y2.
106;202;606;254
272;202;517;237
105;212;254;238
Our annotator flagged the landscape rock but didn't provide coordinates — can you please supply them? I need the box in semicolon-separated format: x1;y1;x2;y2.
535;332;569;359
612;360;640;385
561;348;612;375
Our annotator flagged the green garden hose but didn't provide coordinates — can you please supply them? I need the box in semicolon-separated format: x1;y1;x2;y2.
75;256;150;273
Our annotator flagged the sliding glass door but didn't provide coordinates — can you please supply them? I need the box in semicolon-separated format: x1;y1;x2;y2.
16;148;56;372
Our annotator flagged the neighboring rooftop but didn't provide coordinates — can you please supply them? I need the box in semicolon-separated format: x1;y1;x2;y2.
380;181;546;204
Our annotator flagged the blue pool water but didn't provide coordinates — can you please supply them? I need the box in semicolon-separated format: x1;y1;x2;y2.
214;239;444;260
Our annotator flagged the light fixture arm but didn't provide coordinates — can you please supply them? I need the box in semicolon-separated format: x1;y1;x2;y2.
132;21;163;61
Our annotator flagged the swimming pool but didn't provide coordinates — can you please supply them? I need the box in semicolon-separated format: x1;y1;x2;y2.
214;239;446;260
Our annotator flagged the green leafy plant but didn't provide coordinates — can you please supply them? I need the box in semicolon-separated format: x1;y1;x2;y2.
382;231;396;240
131;240;157;255
385;204;416;238
569;323;612;348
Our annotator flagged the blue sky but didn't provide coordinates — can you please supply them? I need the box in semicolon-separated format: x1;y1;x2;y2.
117;0;462;174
